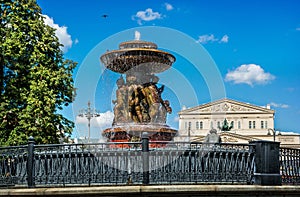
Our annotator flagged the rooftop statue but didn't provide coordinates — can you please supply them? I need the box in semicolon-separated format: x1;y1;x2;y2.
218;118;233;131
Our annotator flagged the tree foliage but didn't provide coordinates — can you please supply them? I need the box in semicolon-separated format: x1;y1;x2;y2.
0;0;77;145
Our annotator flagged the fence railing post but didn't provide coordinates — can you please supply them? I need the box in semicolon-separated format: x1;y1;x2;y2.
142;132;149;185
250;140;281;185
27;136;35;188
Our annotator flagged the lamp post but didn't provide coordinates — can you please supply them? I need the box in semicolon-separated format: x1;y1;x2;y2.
188;125;191;142
267;128;281;142
78;101;100;143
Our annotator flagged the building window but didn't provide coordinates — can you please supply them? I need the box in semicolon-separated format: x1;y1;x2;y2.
188;121;191;130
231;121;234;129
253;121;256;129
200;121;203;129
261;121;264;129
210;121;213;129
238;121;241;129
185;122;187;129
217;121;220;128
265;121;268;129
249;121;252;129
196;121;199;130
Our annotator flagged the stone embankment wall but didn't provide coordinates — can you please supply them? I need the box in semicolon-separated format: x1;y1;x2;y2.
1;185;300;197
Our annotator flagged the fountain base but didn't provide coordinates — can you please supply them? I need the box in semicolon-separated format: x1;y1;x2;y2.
103;123;177;148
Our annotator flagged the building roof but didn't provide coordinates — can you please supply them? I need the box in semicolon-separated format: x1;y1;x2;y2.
178;98;275;115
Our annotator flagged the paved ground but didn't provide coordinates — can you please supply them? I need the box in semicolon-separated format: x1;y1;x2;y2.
1;185;300;197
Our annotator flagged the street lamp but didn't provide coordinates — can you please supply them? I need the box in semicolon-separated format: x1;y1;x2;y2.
267;128;281;142
188;125;191;141
78;101;100;143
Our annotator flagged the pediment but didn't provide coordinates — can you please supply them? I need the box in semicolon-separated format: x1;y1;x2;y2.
179;98;274;114
200;102;259;113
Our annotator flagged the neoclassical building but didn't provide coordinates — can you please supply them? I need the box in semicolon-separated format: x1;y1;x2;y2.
175;98;300;148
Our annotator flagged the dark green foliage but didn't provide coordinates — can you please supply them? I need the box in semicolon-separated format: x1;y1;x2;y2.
0;0;77;145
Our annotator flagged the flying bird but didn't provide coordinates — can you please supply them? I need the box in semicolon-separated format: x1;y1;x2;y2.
102;14;108;18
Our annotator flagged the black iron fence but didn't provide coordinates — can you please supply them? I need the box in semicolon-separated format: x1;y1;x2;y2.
0;145;27;187
280;147;300;184
0;136;299;188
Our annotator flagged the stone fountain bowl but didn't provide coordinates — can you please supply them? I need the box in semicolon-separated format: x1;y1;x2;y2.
100;49;176;74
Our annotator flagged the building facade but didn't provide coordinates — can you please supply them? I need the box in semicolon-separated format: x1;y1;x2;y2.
176;98;300;148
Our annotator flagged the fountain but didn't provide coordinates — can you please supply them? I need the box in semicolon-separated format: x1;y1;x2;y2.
100;32;177;147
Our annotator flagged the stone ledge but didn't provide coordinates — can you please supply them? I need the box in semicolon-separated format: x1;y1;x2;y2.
0;185;300;196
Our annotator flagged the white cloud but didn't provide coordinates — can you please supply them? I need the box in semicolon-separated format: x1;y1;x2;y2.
173;116;179;122
225;64;275;86
43;15;73;52
269;102;289;109
296;27;300;31
165;3;174;11
133;8;162;25
76;110;114;129
220;35;229;43
196;34;217;44
95;111;114;128
196;34;229;44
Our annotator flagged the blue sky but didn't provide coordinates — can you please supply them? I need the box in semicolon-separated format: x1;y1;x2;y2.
37;0;300;139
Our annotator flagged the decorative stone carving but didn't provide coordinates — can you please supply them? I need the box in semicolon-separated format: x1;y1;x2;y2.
200;102;259;113
221;136;238;143
222;103;229;111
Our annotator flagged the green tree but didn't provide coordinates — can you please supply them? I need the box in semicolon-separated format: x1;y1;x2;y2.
0;0;77;145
